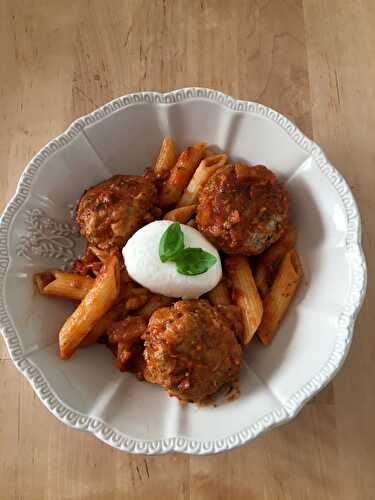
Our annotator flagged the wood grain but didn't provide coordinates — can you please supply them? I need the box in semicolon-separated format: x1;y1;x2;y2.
0;0;374;498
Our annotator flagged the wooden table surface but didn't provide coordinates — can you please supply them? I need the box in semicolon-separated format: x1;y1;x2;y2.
1;1;374;499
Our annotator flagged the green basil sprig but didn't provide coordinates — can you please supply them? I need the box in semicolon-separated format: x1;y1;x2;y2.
159;222;217;276
159;222;184;262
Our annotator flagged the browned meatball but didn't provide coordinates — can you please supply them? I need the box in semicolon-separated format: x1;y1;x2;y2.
196;164;289;255
143;300;242;402
76;175;158;249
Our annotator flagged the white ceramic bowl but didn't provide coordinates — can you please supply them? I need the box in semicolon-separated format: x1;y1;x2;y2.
0;88;366;455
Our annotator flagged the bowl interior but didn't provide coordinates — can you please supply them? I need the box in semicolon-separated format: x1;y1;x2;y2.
4;97;353;444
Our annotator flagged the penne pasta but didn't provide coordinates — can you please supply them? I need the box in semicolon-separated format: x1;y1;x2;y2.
138;294;174;319
253;265;269;299
117;342;133;371
207;281;231;306
34;271;94;301
80;303;123;347
59;255;120;359
117;278;150;311
254;225;297;297
186;218;196;228
125;291;149;311
177;153;227;207
203;148;216;158
225;255;263;344
120;266;132;284
107;316;147;371
163;204;197;224
154;136;177;179
159;142;207;207
257;249;303;345
89;246;119;263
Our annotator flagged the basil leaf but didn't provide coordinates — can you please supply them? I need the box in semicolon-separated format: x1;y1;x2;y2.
175;248;217;276
159;222;185;262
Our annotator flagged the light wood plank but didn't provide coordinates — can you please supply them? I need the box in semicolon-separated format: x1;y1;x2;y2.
303;1;375;498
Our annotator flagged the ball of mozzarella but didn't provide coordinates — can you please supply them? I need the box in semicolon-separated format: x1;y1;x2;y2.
123;220;222;299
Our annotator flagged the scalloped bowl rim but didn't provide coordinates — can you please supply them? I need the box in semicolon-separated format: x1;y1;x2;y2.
0;88;367;455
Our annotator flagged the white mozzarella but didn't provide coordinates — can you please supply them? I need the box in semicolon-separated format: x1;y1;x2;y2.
123;220;222;299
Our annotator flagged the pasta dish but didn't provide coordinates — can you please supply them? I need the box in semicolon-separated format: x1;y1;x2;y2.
34;137;303;404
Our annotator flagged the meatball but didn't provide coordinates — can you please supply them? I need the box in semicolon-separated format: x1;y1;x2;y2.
143;300;242;402
76;175;158;249
196;164;288;255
